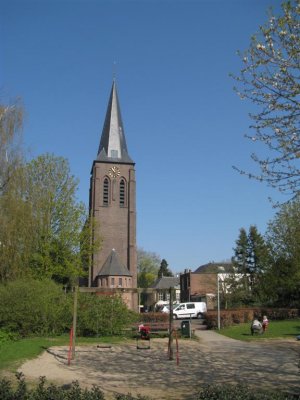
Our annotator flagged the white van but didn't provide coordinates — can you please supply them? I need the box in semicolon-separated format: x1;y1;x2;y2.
172;302;207;319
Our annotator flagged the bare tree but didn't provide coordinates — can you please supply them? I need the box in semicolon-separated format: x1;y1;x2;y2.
232;1;300;200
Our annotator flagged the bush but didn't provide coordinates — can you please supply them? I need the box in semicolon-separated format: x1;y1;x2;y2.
0;279;138;338
76;293;138;336
138;312;168;323
0;329;19;346
0;374;149;400
196;384;299;400
1;377;298;400
0;278;72;336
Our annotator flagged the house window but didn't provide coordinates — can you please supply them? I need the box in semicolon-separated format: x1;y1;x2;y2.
158;292;164;301
120;179;126;207
118;277;122;287
103;177;110;206
111;277;115;287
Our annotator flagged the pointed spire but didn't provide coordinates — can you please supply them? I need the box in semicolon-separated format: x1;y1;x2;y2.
97;81;134;163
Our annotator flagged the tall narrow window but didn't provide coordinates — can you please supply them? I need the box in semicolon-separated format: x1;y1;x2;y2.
103;177;110;206
120;178;126;207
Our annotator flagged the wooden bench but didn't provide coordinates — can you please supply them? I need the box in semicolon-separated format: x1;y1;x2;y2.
134;322;170;334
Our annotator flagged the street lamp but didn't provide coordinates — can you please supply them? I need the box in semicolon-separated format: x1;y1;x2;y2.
217;266;225;330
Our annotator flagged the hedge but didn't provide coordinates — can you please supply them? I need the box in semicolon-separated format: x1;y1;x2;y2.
137;312;169;323
205;308;300;329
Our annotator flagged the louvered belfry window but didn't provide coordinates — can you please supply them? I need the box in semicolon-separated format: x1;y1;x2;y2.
103;177;110;206
120;178;126;207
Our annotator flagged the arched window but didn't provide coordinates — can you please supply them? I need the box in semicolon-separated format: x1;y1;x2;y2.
119;178;126;207
103;177;110;206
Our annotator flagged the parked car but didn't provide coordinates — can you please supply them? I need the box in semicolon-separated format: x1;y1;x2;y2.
172;302;207;319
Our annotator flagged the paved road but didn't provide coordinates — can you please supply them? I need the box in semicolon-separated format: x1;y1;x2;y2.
193;328;300;395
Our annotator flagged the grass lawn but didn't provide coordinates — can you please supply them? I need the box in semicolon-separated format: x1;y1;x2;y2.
0;335;127;372
220;318;300;341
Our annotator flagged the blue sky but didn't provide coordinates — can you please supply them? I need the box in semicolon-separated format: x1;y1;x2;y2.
1;0;284;273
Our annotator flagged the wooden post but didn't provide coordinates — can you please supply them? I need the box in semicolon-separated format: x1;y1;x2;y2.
72;286;78;359
168;287;174;360
138;290;141;313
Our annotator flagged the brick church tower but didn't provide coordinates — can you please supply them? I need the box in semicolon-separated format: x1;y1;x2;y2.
89;81;137;310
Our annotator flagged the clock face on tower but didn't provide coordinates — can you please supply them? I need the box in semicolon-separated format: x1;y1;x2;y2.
108;166;121;178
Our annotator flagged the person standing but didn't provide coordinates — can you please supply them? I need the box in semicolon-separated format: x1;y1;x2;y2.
262;315;269;333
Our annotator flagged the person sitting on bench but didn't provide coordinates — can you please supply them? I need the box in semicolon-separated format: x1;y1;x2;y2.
251;318;263;335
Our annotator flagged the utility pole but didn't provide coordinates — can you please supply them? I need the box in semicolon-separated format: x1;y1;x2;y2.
72;286;78;359
168;287;174;360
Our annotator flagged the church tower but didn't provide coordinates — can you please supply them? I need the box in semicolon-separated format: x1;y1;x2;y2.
89;81;137;309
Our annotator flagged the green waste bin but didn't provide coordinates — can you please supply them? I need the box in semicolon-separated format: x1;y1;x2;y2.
181;320;190;337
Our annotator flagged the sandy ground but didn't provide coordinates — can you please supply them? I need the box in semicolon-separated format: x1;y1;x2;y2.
16;334;300;400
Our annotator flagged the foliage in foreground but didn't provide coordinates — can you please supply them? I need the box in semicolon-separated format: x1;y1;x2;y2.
196;384;299;400
0;374;151;400
0;375;298;400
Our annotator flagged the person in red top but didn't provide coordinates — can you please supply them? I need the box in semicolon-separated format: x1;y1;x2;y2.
262;315;269;333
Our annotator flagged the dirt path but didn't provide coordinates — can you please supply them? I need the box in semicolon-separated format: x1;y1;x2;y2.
17;336;300;400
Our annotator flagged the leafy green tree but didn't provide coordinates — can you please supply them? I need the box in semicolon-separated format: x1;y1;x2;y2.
137;248;160;288
158;258;173;278
231;228;249;300
232;228;248;275
0;178;33;282
24;154;88;284
0;101;29;282
232;226;269;305
232;1;300;199
247;225;270;299
266;196;300;263
263;197;300;306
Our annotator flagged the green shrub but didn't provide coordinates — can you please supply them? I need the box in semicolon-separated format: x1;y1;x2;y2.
1;376;299;400
115;395;151;400
0;278;72;337
196;384;299;400
0;279;138;338
76;293;138;337
0;374;148;400
0;329;19;346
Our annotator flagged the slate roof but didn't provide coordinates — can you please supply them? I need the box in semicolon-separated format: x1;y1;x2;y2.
194;262;233;274
151;276;180;289
97;80;134;164
98;249;132;277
